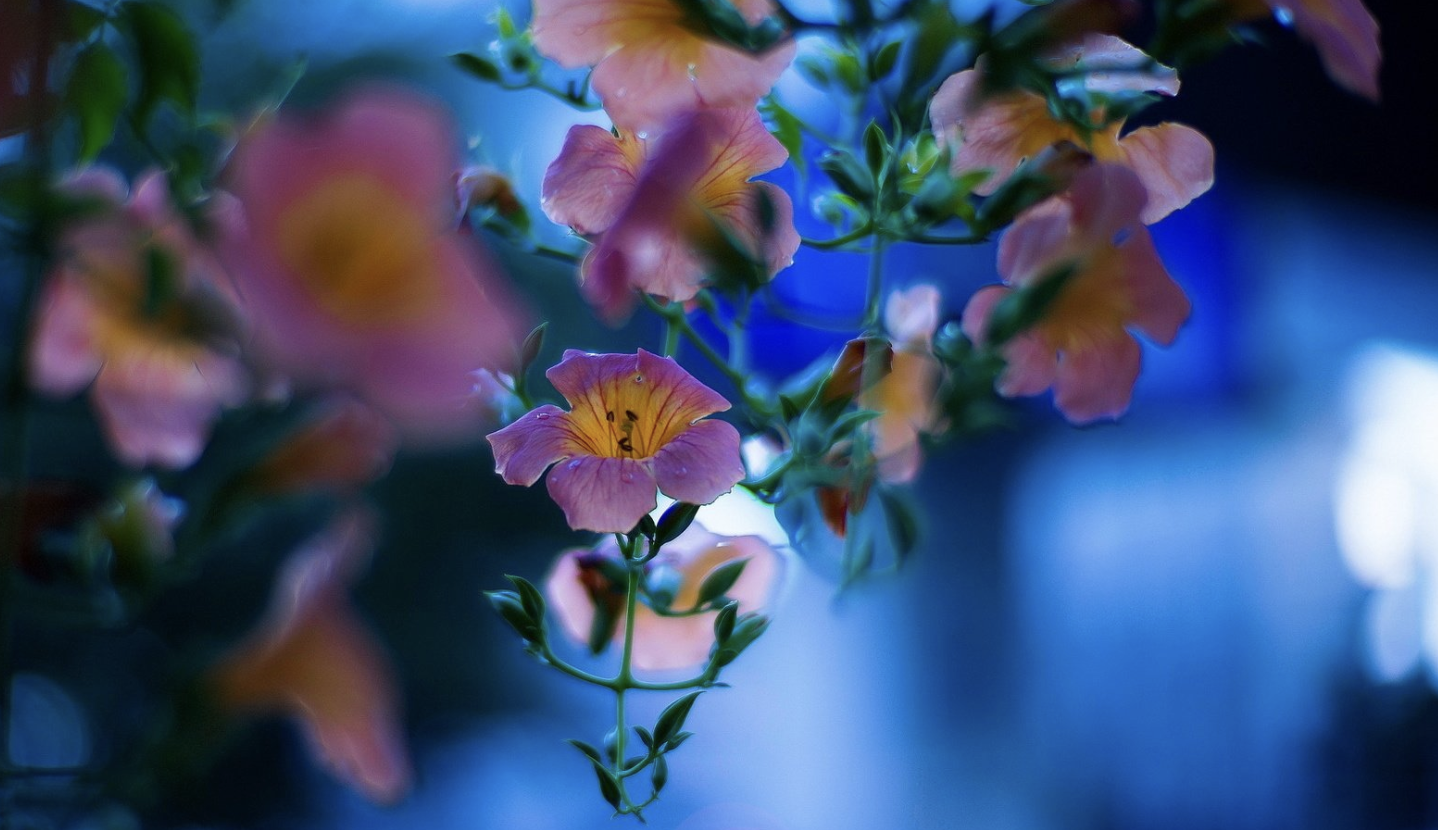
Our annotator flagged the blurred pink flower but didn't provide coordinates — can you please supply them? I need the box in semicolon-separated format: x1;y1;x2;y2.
1234;0;1380;100
487;350;744;534
861;285;944;483
961;164;1190;423
542;108;799;322
222;88;528;441
210;510;410;804
546;523;781;670
930;34;1214;224
531;0;794;133
28;168;248;468
246;397;397;495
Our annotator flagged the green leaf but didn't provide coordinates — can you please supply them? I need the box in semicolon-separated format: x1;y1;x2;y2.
695;559;748;607
634;726;654;750
712;601;737;644
519;322;547;372
651;755;669;793
486;590;541;643
653;691;703;748
666;730;694;751
567;739;604;764
66;43;128;163
654;502;700;549
871;40;902;79
863;120;889;175
587;757;623;812
504;574;546;622
878;487;921;565
761;97;805;176
120;1;200;121
65;1;109;41
451;52;503;82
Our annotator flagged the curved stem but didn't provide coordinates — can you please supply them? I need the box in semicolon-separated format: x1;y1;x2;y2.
801;223;874;250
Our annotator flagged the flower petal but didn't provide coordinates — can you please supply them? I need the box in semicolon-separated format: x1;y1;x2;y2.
1280;0;1381;101
884;284;942;349
652;418;744;505
541;125;644;235
547;349;731;426
545;455;659;533
1046;34;1180;96
27;276;102;397
91;344;246;469
1115;226;1191;346
930;69;1074;195
1118;123;1215;224
1053;332;1142;423
487;404;579;486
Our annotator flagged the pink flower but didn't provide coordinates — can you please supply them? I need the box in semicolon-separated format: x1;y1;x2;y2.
1236;0;1380;100
221;88;528;441
960;163;1191;423
531;0;794;133
861;285;944;483
28;168;248;468
210;510;410;804
487;350;744;534
930;34;1214;224
546;523;781;670
246;397;397;495
542;108;799;323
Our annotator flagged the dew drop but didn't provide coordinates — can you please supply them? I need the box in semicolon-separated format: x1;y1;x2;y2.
676;466;688;477
536;412;550;420
568;459;582;469
633;374;645;384
1273;5;1294;25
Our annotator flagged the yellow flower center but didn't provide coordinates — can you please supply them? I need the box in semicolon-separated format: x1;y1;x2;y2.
1040;246;1134;351
566;371;693;459
276;174;439;326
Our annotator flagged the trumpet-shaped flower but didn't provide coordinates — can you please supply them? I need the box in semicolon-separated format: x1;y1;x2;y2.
28;168;248;468
487;350;744;534
930;35;1214;224
1231;0;1380;100
222;88;527;440
210;510;410;804
531;0;794;133
861;285;944;483
961;163;1190;423
546;523;781;670
542;108;799;322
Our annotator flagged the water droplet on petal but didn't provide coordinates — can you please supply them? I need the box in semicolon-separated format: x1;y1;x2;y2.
536;412;550;420
633;374;644;384
622;472;634;483
676;466;687;477
568;459;582;469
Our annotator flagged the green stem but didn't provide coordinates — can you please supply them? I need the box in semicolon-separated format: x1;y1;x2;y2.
661;317;679;358
640;295;776;420
801;222;874;250
861;233;887;332
612;555;641;811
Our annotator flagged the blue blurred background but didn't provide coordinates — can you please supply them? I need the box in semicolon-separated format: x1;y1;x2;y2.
11;0;1438;827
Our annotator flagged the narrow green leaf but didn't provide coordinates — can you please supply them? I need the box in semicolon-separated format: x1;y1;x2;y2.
567;739;604;764
654;502;700;549
871;40;902;79
634;726;654;750
451;52;503;82
64;1;108;41
695;559;748;607
505;574;546;622
712;601;737;644
120;1;200;121
587;758;623;811
519;322;547;371
651;755;669;793
66;44;127;163
878;487;921;564
486;590;540;642
654;691;703;747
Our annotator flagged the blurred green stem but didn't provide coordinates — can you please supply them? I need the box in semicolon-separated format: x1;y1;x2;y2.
1;0;60;809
